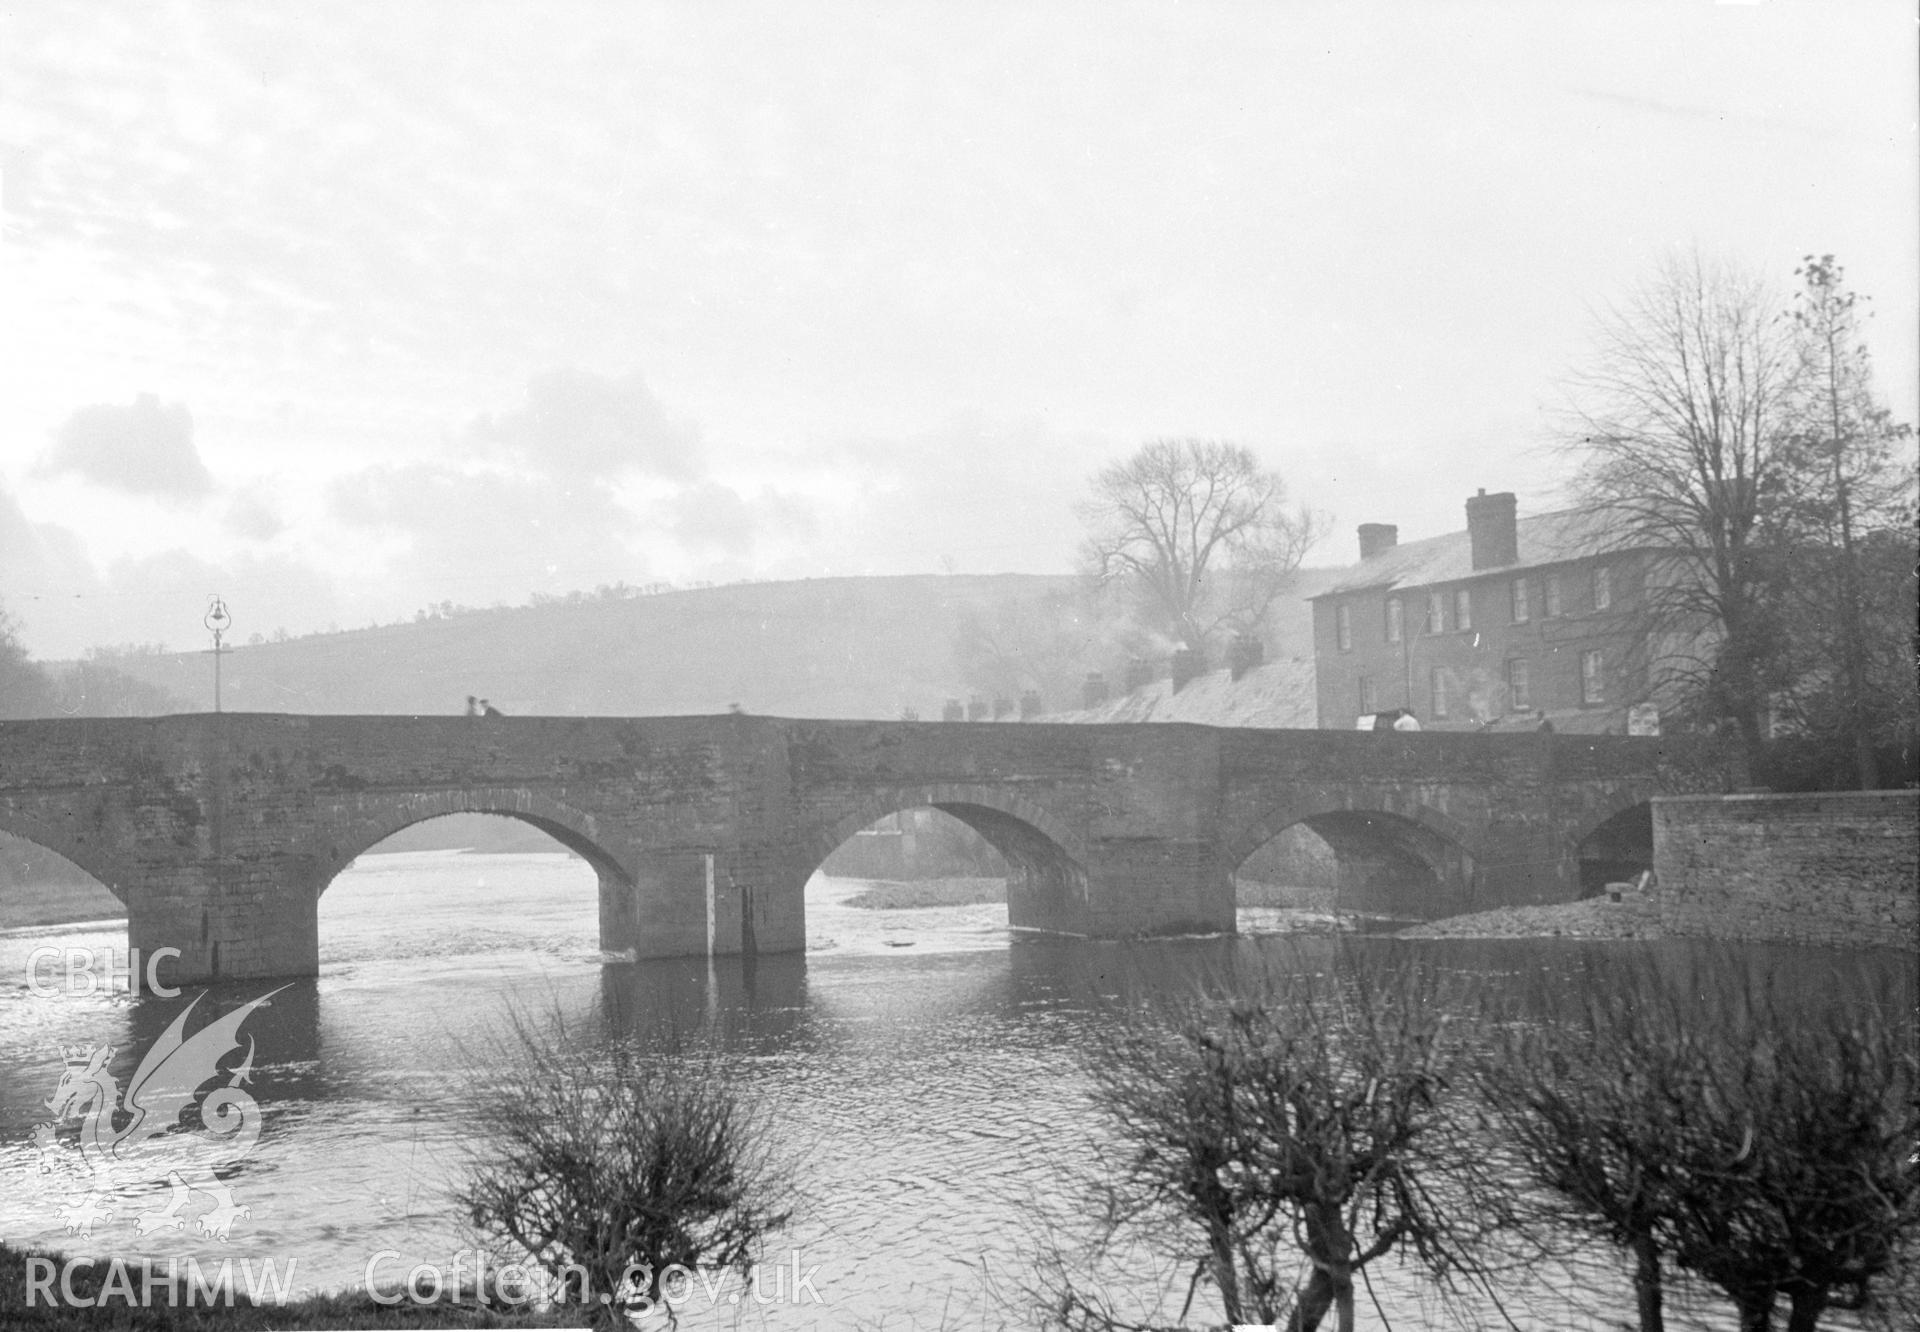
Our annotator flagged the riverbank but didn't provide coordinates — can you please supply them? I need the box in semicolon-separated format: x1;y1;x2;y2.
832;875;1663;944
0;880;125;932
0;1242;583;1329
1398;894;1661;941
839;876;1005;909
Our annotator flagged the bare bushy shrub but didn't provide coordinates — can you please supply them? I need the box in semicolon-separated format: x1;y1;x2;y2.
1473;951;1919;1332
1040;952;1492;1331
454;1006;790;1329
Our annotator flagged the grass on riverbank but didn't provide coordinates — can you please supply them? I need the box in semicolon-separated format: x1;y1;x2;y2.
0;878;126;931
0;1243;587;1329
839;876;1006;909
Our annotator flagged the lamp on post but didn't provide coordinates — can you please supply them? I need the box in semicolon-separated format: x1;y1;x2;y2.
204;595;232;713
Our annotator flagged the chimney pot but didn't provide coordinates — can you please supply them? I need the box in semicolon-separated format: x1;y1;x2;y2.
1465;490;1519;570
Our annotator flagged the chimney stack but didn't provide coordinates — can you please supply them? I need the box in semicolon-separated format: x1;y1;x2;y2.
1019;689;1041;720
966;694;987;721
941;698;964;722
1357;523;1399;561
1125;658;1154;693
1082;672;1110;708
1171;646;1206;693
1228;633;1264;680
1465;489;1518;570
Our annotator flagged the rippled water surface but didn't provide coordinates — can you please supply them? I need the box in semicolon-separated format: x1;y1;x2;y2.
2;854;1908;1329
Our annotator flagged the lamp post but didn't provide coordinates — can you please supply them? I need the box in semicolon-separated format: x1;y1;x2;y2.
204;595;232;713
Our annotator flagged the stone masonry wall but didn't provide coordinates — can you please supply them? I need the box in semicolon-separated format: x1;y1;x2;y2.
1653;791;1919;951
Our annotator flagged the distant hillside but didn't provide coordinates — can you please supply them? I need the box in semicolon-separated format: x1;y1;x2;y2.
90;575;1074;718
81;570;1341;721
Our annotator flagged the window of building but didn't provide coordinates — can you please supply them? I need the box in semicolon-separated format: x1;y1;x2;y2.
1336;603;1352;651
1426;589;1444;634
1593;565;1612;611
1507;658;1531;710
1431;668;1449;719
1386;598;1403;644
1454;587;1473;631
1358;675;1377;715
1544;572;1563;618
1581;650;1604;704
1511;577;1530;623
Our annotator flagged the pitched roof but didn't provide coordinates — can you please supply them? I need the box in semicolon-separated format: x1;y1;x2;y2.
1047;657;1317;729
1310;506;1625;598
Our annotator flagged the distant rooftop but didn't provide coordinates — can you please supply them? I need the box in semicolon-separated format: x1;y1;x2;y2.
1049;657;1317;729
1311;506;1622;598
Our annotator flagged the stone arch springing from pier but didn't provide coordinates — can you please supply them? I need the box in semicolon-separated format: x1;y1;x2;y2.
805;785;1090;936
1226;795;1478;921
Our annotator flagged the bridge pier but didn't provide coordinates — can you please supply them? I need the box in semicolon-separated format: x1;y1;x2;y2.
128;863;320;987
1081;839;1235;938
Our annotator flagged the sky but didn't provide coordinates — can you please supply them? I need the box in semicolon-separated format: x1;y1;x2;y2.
1;1;1914;659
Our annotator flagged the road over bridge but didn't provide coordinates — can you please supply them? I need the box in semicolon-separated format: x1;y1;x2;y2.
0;714;1679;984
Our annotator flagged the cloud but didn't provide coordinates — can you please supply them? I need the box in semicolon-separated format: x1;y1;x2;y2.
328;461;650;600
0;485;108;654
470;370;702;482
224;486;286;541
666;481;817;557
99;547;345;651
38;394;212;502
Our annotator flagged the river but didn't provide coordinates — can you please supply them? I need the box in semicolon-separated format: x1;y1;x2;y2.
1;851;1909;1329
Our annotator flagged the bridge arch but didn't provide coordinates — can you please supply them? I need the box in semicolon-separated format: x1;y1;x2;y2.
1571;791;1656;897
307;788;638;896
1226;793;1478;921
805;784;1090;935
0;815;129;904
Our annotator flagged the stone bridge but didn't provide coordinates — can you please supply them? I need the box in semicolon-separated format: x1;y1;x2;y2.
0;714;1675;983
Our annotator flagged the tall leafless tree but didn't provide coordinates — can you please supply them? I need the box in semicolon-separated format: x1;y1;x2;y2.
1564;250;1800;775
1078;439;1323;654
1776;254;1918;789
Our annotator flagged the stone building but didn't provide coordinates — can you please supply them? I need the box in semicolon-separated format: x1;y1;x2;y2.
1311;490;1660;733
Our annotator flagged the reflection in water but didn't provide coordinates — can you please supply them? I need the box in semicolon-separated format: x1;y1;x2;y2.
0;854;1910;1328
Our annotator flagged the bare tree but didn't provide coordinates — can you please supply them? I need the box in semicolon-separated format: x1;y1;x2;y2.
1041;954;1491;1331
1776;254;1919;789
1474;951;1920;1332
1078;439;1323;653
455;1007;790;1329
1564;250;1801;774
0;605;57;719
